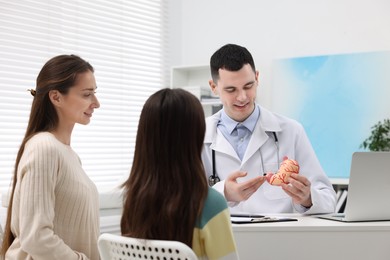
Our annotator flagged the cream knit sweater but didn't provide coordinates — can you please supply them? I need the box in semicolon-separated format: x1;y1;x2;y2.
6;132;100;260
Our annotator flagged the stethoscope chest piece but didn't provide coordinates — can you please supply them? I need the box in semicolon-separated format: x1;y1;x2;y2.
208;175;220;186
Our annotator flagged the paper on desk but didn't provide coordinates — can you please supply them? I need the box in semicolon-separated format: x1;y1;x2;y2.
231;216;298;224
231;217;253;223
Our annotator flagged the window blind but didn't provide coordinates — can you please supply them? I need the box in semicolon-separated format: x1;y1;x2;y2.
0;0;168;192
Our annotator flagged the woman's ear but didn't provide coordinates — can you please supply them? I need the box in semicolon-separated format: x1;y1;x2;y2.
49;90;61;107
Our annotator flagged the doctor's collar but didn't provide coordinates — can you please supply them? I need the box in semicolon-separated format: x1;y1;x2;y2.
219;106;260;134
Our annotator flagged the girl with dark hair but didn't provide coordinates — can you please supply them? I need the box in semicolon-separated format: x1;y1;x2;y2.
1;55;101;259
121;88;238;259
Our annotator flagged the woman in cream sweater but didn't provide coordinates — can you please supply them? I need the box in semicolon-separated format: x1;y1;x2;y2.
1;55;101;259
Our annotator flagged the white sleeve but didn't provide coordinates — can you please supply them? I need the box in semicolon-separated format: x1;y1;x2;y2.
294;124;337;214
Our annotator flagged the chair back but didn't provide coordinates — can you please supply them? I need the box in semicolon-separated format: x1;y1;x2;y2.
98;233;198;260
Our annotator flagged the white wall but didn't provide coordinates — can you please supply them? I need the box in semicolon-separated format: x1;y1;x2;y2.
167;0;390;109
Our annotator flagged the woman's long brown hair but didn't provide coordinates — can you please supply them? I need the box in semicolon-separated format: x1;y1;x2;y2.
0;55;94;257
120;88;208;246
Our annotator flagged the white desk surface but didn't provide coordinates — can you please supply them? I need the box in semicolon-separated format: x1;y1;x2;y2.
232;214;390;260
3;208;390;260
233;213;390;230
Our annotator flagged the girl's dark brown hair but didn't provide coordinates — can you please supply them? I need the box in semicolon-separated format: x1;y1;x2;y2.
0;54;94;256
120;88;208;246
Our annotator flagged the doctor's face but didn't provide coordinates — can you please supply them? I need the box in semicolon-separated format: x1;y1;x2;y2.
210;64;259;122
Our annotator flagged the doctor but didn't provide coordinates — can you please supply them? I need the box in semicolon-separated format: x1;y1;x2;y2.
202;44;336;214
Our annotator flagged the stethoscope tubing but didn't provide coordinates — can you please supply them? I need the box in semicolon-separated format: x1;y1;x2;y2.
209;131;279;186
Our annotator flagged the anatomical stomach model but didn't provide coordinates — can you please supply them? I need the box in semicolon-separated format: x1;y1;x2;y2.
265;158;300;186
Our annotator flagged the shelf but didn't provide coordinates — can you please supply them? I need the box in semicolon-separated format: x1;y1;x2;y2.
329;178;349;185
201;101;222;106
171;65;210;88
171;65;219;117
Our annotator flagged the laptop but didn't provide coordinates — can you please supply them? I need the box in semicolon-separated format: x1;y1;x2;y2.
319;152;390;222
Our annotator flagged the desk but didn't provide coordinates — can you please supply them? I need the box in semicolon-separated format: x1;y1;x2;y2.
232;215;390;260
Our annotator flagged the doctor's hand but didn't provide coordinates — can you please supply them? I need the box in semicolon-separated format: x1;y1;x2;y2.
281;173;312;208
224;171;266;202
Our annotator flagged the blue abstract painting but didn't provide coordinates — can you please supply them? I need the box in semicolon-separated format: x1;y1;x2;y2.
272;51;390;179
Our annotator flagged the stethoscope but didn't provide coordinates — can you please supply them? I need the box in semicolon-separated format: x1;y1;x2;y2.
208;131;280;186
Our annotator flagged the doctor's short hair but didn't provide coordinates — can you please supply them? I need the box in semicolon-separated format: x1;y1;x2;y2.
210;43;256;82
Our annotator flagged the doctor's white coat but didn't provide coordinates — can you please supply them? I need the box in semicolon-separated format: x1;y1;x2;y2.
201;105;336;215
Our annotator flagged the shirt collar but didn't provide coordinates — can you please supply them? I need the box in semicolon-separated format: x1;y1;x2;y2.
219;105;260;134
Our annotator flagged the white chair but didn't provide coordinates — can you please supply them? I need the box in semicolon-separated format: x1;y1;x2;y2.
98;233;198;260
